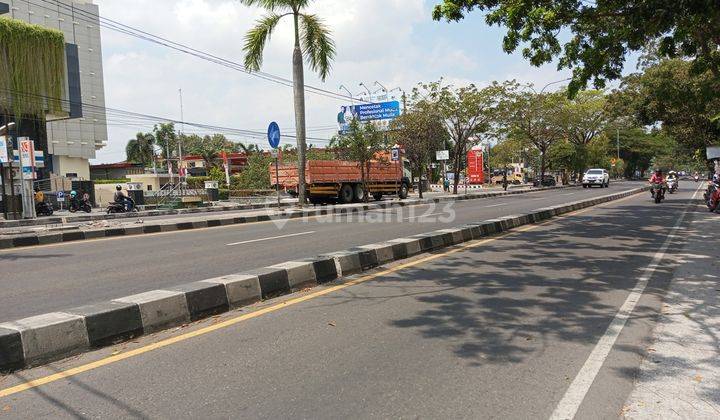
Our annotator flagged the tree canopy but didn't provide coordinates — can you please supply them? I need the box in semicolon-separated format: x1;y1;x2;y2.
433;1;720;96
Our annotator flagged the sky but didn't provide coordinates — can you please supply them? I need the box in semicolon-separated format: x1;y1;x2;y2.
92;0;592;163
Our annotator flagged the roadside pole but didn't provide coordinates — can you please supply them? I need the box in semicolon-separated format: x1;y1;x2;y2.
273;149;280;208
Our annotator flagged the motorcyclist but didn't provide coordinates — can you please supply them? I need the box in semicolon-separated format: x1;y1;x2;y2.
667;170;679;190
33;186;44;204
649;169;666;198
113;185;131;211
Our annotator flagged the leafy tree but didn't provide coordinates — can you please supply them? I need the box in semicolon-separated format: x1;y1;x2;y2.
241;0;336;206
125;132;155;167
236;142;262;154
330;119;389;202
433;1;720;95
390;100;447;198
181;133;235;168
418;80;511;194
153;123;178;166
234;153;273;190
613;59;720;152
504;89;565;182
558;90;613;173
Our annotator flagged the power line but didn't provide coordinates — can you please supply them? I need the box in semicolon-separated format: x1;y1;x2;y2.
1;88;335;145
32;0;365;104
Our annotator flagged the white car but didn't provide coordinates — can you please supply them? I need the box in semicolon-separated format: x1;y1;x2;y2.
582;169;610;188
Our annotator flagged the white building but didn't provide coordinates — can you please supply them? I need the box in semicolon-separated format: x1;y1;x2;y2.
2;0;108;180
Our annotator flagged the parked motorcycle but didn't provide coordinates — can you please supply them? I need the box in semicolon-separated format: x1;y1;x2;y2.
106;197;136;214
35;201;54;216
706;182;720;212
651;183;666;204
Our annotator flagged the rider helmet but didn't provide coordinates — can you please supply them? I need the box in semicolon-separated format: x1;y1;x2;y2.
116;185;122;191
70;190;77;197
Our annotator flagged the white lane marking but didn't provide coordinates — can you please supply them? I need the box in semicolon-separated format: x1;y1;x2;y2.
561;193;576;196
529;197;547;201
403;212;446;221
549;185;702;420
484;203;508;208
226;231;315;246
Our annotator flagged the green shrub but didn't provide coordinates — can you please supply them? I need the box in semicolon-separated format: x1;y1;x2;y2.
93;178;129;184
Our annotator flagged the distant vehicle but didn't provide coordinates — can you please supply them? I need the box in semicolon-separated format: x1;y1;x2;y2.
273;157;411;204
533;175;557;187
491;169;524;185
582;169;610;188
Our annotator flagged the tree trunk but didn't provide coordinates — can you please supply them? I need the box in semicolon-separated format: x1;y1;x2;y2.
416;165;423;199
292;13;307;207
364;161;371;202
540;150;547;186
452;152;461;195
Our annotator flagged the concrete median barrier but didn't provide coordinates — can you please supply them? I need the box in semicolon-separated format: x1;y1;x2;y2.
0;187;644;372
0;184;585;250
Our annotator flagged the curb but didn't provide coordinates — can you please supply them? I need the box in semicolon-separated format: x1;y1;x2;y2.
0;184;580;250
0;186;643;372
0;200;297;229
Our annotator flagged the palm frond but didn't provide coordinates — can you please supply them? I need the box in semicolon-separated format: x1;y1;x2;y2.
300;13;336;81
238;0;293;12
243;13;283;71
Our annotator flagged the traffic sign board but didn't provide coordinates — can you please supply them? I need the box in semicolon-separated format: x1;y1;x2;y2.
391;148;400;162
267;122;281;149
57;191;65;198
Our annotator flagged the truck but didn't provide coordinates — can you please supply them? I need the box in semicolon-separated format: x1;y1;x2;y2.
271;159;412;204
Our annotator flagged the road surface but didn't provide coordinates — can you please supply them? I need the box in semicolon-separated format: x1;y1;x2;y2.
0;184;700;418
1;182;636;321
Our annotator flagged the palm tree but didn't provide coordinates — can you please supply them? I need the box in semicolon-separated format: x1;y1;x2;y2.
125;132;156;169
241;0;336;205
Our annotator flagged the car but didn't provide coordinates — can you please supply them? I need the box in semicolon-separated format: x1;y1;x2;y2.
583;168;610;188
532;175;557;187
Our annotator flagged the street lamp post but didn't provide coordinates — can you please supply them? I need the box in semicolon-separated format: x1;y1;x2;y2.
359;82;372;101
339;85;355;105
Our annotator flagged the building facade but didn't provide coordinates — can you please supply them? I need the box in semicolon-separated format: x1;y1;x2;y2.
1;0;108;180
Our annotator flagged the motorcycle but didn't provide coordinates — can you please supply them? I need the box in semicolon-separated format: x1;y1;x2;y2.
667;178;678;194
706;182;720;212
69;195;92;213
35;201;54;216
106;197;136;214
694;175;700;182
651;183;666;204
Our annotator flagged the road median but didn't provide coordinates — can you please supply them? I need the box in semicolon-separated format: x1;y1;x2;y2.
0;186;643;372
0;184;578;250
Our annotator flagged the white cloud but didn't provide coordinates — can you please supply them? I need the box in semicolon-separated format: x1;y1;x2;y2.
92;0;566;163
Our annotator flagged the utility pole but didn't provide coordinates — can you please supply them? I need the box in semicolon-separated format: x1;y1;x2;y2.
616;128;620;160
178;88;185;184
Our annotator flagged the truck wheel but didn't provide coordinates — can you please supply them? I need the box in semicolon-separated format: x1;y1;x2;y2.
373;193;383;201
354;184;366;202
339;184;354;204
398;182;409;199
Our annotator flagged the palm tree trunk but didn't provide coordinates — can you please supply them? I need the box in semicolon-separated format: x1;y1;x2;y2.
292;13;307;207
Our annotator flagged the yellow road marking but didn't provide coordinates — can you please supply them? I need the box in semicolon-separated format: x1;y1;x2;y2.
0;191;638;398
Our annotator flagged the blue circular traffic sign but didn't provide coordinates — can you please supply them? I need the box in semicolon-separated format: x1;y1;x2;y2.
267;122;281;149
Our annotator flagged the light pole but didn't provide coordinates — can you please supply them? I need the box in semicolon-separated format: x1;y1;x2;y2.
359;82;372;101
339;85;355;105
373;81;388;96
389;87;407;111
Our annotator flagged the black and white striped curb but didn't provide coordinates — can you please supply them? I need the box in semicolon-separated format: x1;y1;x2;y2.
0;184;581;250
0;201;294;229
0;187;643;372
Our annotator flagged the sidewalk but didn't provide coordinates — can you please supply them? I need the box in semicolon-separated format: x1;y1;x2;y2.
624;206;720;418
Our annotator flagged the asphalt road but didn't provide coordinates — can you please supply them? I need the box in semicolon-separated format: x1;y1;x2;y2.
0;182;640;321
0;184;699;418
